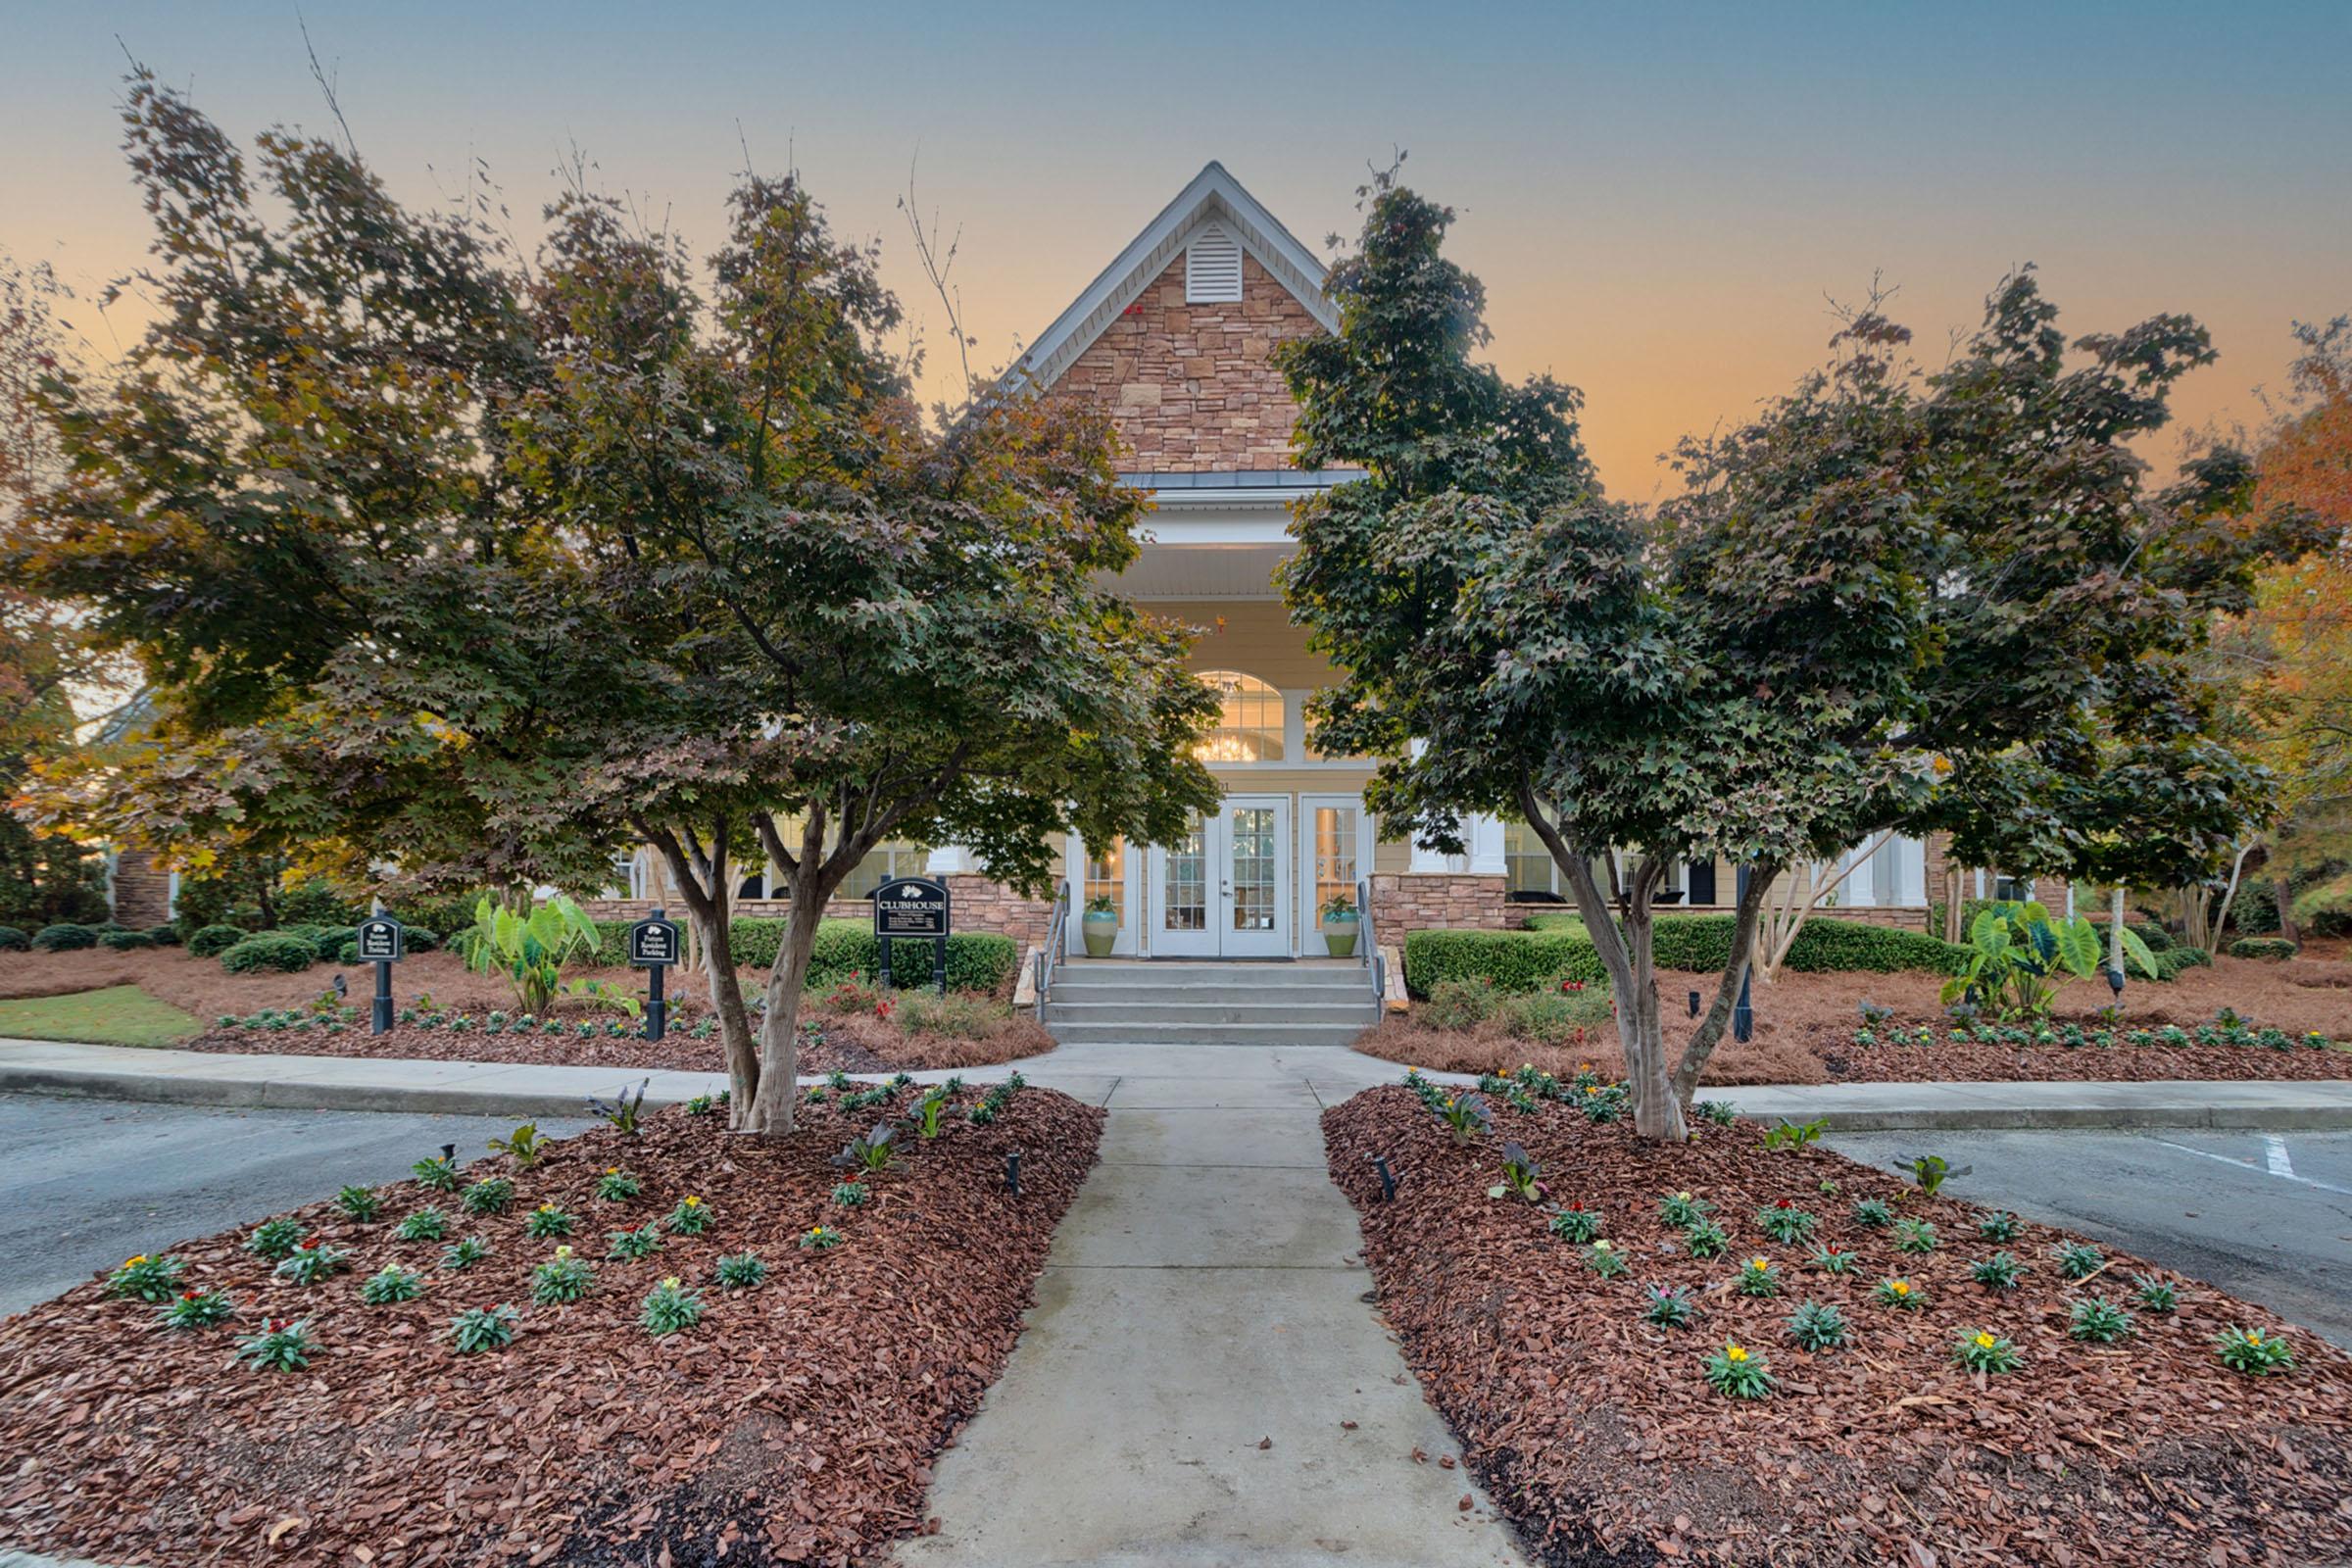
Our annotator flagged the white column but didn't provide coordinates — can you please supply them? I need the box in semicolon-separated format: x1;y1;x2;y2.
1465;812;1508;876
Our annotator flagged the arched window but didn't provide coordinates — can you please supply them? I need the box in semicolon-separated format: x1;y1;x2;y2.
1195;671;1284;762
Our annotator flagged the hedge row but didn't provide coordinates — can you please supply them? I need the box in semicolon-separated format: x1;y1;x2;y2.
587;917;1020;997
1403;915;1967;997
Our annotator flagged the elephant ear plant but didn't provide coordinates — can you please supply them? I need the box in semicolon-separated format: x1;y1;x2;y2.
832;1124;899;1175
1941;900;2160;1020
459;895;603;1017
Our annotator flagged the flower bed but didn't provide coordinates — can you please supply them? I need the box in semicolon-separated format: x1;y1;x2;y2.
0;1084;1102;1566
1326;1078;2352;1565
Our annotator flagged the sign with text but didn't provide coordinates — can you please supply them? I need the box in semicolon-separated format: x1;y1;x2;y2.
355;915;406;963
872;877;951;939
627;913;683;967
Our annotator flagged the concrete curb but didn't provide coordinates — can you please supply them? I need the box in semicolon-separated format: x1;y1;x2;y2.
4;1038;2352;1132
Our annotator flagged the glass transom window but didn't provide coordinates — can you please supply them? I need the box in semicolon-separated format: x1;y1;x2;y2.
1196;671;1284;763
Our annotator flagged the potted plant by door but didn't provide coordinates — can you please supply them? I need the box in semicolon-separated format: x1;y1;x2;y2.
1081;894;1120;957
1320;894;1360;957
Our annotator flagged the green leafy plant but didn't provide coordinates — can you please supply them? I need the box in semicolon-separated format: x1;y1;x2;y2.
440;1236;491;1271
334;1185;384;1223
1900;1153;1964;1197
445;1303;519;1354
1703;1342;1775;1399
1658;1191;1712;1227
2053;1241;2104;1280
662;1196;712;1235
2132;1273;2179;1313
531;1247;596;1305
1756;1200;1817;1245
596;1166;642;1202
1976;1210;2024;1243
1892;1219;1939;1254
219;934;316;974
1547;1202;1601;1244
1872;1276;1924;1309
243;1218;308;1261
104;1252;187;1302
831;1181;869;1208
1431;1091;1493;1145
161;1288;235;1329
1760;1118;1827;1153
564;978;644;1019
640;1275;706;1335
1953;1328;2022;1374
486;1124;547;1168
1735;1255;1783;1298
1941;900;2157;1019
395;1206;450;1243
2068;1296;2136;1343
714;1252;767;1290
1642;1283;1696;1328
1490;1142;1544;1202
1806;1246;1861;1275
1851;1198;1894;1229
1785;1300;1849;1352
361;1264;426;1305
830;1124;899;1175
1584;1240;1629;1278
462;1177;515;1216
585;1079;651;1135
459;894;603;1015
1971;1251;2025;1292
524;1202;575;1240
609;1224;664;1260
272;1241;352;1286
1692;1101;1738;1127
910;1087;955;1141
684;1093;718;1117
799;1225;845;1252
2214;1325;2294;1375
412;1152;462;1191
233;1317;319;1373
1682;1218;1731;1259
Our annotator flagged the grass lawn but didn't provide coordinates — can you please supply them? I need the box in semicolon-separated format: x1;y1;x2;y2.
0;985;203;1047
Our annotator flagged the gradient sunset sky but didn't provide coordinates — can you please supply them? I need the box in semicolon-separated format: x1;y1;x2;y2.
5;1;2346;496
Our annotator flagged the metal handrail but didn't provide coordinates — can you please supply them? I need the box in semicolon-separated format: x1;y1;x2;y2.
1035;879;1070;1021
1357;876;1384;1010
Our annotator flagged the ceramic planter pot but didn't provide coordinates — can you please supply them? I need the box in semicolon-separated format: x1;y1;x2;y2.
1321;914;1359;957
1081;909;1119;957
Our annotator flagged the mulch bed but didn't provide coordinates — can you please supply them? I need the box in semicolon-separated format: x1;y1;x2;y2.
1326;1083;2352;1566
0;1086;1103;1567
174;1006;1054;1077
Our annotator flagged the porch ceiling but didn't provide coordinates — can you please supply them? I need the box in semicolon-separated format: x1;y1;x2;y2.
1108;542;1291;600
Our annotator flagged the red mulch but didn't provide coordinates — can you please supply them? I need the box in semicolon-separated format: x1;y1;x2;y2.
175;1004;1054;1076
1326;1084;2352;1566
0;1088;1102;1567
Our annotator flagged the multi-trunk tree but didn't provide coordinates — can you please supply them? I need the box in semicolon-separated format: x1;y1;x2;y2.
11;73;1218;1133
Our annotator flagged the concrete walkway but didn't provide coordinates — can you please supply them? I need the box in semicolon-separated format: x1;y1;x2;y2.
892;1044;1529;1568
7;1035;2352;1130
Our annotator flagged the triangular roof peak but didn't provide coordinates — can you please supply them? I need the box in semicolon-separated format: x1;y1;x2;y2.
1010;161;1337;392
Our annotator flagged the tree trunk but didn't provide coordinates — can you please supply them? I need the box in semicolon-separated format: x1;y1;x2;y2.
1942;866;1964;943
746;885;824;1136
642;821;760;1124
2107;885;2126;975
2273;875;2300;945
2178;884;2213;954
2210;841;2255;946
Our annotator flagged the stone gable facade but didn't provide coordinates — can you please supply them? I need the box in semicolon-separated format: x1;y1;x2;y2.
1048;253;1319;471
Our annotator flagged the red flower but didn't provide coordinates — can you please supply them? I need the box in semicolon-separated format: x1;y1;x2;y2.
180;1290;203;1300
1565;1200;1585;1212
1774;1198;1796;1209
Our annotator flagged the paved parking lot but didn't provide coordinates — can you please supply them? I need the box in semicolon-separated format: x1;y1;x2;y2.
0;1094;590;1315
1829;1127;2352;1348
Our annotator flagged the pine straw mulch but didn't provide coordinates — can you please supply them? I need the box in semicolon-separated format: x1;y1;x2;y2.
174;1005;1054;1076
1325;1084;2352;1567
0;1087;1103;1568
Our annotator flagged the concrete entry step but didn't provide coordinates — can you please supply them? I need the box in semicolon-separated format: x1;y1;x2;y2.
1047;1021;1374;1048
1047;1002;1377;1027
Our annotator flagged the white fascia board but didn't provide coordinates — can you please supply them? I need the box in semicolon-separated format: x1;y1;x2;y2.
1136;513;1296;546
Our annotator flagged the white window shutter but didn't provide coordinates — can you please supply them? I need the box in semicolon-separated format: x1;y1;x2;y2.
1186;221;1243;304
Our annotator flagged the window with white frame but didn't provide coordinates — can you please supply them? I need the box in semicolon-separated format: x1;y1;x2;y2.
1195;671;1285;762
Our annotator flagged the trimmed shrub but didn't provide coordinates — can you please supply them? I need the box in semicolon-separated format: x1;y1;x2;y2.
2131;921;2175;953
402;926;440;955
145;923;181;946
1402;915;1962;998
220;934;317;974
31;923;99;952
99;929;156;951
283;923;358;962
2148;946;2213;982
2228;937;2299;961
275;879;361;927
1423;975;1504;1029
338;941;360;964
1404;929;1604;996
187;924;251;959
590;916;1018;997
390;891;490;940
0;926;27;952
2230;882;2279;936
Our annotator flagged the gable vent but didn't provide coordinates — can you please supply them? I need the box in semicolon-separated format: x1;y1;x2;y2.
1185;221;1244;304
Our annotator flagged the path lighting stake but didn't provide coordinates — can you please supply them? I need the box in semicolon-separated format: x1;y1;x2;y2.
1370;1153;1397;1202
1005;1149;1022;1198
626;907;683;1042
2105;964;2126;1001
354;912;407;1036
1689;990;1701;1018
1734;969;1754;1044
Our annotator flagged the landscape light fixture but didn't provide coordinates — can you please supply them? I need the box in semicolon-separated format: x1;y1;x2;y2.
1689;990;1701;1018
1005;1149;1022;1198
1370;1153;1398;1202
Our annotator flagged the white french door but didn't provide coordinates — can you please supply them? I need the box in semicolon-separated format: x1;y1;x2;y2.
1151;796;1292;957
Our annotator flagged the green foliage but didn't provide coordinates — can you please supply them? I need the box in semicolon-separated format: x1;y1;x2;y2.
1735;1256;1783;1298
2069;1296;2136;1343
1756;1201;1817;1245
640;1276;707;1335
1851;1198;1894;1229
1584;1240;1629;1278
361;1265;426;1305
445;1304;519;1354
1760;1118;1827;1153
1806;1247;1860;1275
1942;901;2155;1018
2053;1241;2104;1280
395;1207;450;1243
272;1242;352;1286
31;923;97;951
1872;1276;1925;1309
460;896;602;1016
242;1218;307;1261
1953;1329;2022;1374
1785;1301;1849;1352
1657;1191;1711;1227
440;1236;491;1271
144;923;181;946
105;1252;186;1301
2132;1274;2179;1313
0;926;24;951
1547;1202;1601;1244
1976;1210;2024;1243
98;929;154;951
186;923;249;958
662;1196;713;1235
275;880;361;927
524;1203;574;1240
233;1317;318;1373
219;934;315;974
1490;1141;1543;1202
1971;1251;2026;1292
1702;1343;1776;1399
595;1167;642;1202
2149;946;2214;980
2228;937;2300;960
160;1288;235;1329
1681;1219;1731;1259
1406;917;1965;1001
714;1251;767;1290
2214;1324;2295;1375
1642;1284;1696;1328
334;1186;384;1223
530;1248;596;1305
461;1177;516;1216
799;1225;845;1252
1892;1219;1939;1255
608;1225;663;1261
487;1124;547;1168
412;1152;462;1192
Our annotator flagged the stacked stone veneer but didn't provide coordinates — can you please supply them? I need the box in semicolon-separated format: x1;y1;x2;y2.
1047;253;1319;471
1369;873;1513;937
582;874;1054;950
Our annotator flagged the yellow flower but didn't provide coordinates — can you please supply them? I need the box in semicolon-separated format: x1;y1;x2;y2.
808;1226;823;1236
660;1275;681;1290
124;1255;147;1268
1584;1085;1598;1096
1676;1191;1691;1202
553;1246;572;1259
683;1196;701;1207
1592;1240;1613;1251
2248;1331;2264;1346
537;1202;555;1212
1749;1256;1770;1270
605;1166;618;1175
1974;1332;1996;1348
1890;1280;1911;1297
1726;1345;1748;1362
1444;1097;1456;1108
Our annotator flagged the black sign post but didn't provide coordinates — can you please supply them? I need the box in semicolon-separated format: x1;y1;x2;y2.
628;907;683;1042
872;876;951;996
355;914;406;1035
